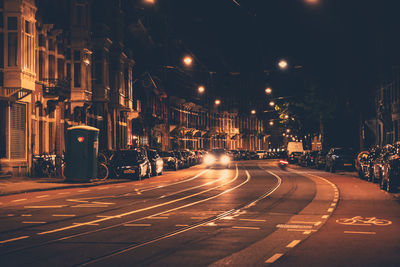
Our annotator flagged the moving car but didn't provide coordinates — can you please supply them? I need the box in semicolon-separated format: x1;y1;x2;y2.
146;149;164;176
325;148;354;173
204;148;232;168
108;149;151;180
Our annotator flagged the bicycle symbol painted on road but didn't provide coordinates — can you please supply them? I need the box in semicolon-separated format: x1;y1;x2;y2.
336;216;392;226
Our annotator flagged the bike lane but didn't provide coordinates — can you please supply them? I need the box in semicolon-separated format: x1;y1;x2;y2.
277;170;400;267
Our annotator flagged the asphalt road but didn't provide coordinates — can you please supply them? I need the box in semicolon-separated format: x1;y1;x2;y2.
0;160;399;266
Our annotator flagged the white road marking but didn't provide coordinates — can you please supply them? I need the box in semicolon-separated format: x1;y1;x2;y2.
287;229;317;232
92;202;115;205
0;236;29;244
58;192;71;195
290;221;319;225
191;217;207;220
314;221;322;226
239;218;266;222
327;208;334;212
97;187;109;190
73;223;99;226
277;224;312;229
7;214;14;216
303;231;312;234
36;195;49;198
21;214;32;217
176;224;189;227
124;224;151;227
115;185;125;188
322;215;329;219
78;190;90;192
147;216;169;220
265;253;284;263
22;221;46;224
331;203;336;207
344;231;376;235
12;199;27;202
53;214;76;217
67;199;89;203
286;240;301;248
96;215;121;218
232;226;260;230
71;204;108;208
24;205;66;209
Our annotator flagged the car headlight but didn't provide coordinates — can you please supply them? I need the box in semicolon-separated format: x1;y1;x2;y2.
221;155;230;165
204;155;216;165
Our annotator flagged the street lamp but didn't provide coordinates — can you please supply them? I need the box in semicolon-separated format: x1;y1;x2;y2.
278;59;288;70
143;0;155;4
269;101;275;107
183;56;193;66
286;129;291;133
251;109;256;115
284;114;289;119
269;121;274;126
198;85;205;94
215;99;221;105
265;87;272;95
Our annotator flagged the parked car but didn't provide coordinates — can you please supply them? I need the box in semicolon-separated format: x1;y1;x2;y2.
159;151;179;170
314;150;328;169
298;151;316;167
176;151;190;168
325;148;355;173
108;149;151;179
248;151;259;160
146;149;164;176
379;144;400;192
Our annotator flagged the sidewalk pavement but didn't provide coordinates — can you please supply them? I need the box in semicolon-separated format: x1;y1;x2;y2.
0;175;130;196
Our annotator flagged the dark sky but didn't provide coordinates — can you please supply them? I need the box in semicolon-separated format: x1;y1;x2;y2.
160;0;399;91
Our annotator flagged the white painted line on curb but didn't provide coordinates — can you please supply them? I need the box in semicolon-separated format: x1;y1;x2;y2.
327;208;334;212
239;218;266;222
265;253;284;263
53;214;76;217
58;192;71;195
286;240;301;248
21;214;32;217
0;236;29;244
22;221;46;224
175;224;189;227
322;215;329;219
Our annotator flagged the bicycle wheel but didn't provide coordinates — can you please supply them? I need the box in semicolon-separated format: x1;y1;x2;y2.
98;152;108;165
97;163;109;180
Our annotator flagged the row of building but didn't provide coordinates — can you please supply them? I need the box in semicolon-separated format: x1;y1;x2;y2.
0;0;267;176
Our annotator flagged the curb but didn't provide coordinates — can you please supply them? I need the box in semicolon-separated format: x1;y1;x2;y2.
0;178;132;197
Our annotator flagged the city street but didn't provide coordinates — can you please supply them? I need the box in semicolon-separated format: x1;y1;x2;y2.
1;160;399;267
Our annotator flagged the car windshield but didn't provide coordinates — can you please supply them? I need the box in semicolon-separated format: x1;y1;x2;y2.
113;150;139;162
160;151;174;157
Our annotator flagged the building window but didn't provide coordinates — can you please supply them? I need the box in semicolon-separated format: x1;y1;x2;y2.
66;63;71;80
0;12;3;28
23;20;34;70
8;32;17;66
74;50;80;61
10;103;27;159
0;101;7;158
94;62;102;84
39;34;45;47
0;33;3;68
48;39;55;51
39;51;45;80
74;63;81;87
0;71;3;86
7;17;17;30
57;58;64;79
48;55;55;79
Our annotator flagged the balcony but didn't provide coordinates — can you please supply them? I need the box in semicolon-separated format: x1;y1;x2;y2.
41;79;70;100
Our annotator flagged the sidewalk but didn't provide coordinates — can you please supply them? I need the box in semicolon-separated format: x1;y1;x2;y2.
0;175;130;196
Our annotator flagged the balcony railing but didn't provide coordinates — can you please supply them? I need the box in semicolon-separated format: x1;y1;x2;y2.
41;78;70;99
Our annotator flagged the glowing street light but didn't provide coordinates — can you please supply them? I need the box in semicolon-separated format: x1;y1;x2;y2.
198;85;205;94
215;99;221;105
144;0;155;4
284;114;289;119
269;101;275;107
286;129;291;133
269;121;274;126
251;109;256;115
183;56;193;66
278;59;288;70
265;87;272;95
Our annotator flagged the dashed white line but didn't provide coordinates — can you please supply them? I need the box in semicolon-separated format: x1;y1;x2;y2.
303;231;312;235
232;226;260;230
21;214;32;217
78;190;90;192
0;236;30;244
331;203;336;207
176;224;189;227
327;208;334;212
265;253;284;263
239;218;266;222
321;215;329;219
24;205;66;209
7;214;14;217
22;221;46;224
92;202;115;205
344;231;376;235
12;199;27;203
58;192;71;195
124;224;151;227
286;240;301;248
52;214;76;217
148;216;169;220
36;195;49;198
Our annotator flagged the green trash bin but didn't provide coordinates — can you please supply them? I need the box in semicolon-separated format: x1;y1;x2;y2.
65;125;99;182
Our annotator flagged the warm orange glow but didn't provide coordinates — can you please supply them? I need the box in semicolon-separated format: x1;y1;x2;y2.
198;86;205;94
265;87;272;95
283;133;286;136
251;109;256;115
286;129;291;133
269;121;274;126
183;56;193;66
278;59;288;70
304;0;319;4
284;114;289;119
269;101;275;107
77;136;85;143
144;0;155;4
215;99;221;105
